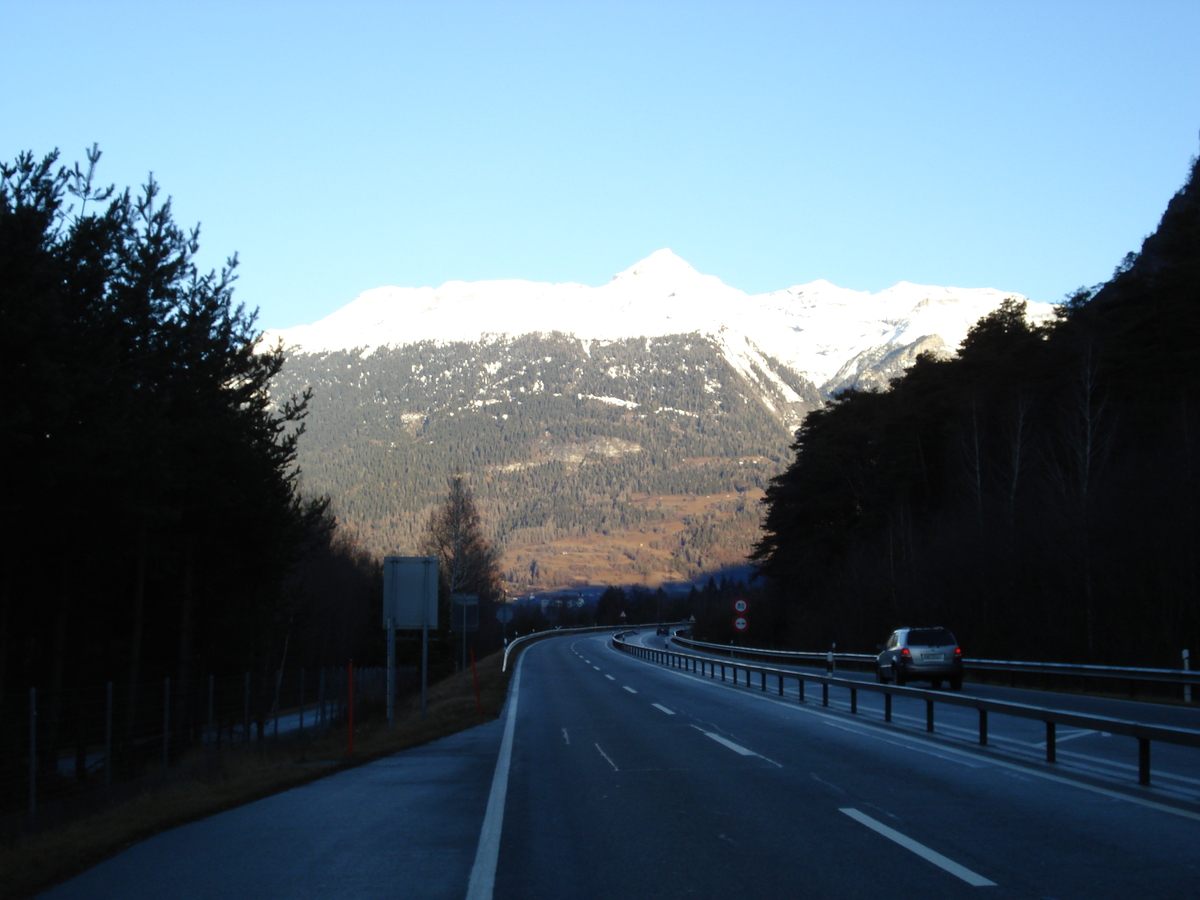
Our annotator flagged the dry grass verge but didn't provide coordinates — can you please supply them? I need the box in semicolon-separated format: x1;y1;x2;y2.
1;648;515;900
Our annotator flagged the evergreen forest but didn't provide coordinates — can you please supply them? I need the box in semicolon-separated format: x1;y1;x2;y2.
753;151;1200;667
0;149;381;722
271;332;810;588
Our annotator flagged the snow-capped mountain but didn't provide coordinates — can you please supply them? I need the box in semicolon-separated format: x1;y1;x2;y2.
267;252;1051;583
264;249;1051;399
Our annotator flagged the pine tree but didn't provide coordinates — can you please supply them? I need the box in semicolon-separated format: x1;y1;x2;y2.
419;471;503;616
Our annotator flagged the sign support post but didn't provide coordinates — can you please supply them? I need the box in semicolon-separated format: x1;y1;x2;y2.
421;579;429;720
383;556;439;722
386;617;395;729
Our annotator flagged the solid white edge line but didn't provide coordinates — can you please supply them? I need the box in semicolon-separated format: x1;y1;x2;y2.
840;808;996;887
465;650;524;900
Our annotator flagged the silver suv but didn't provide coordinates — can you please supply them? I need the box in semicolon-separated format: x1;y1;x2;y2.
876;627;963;690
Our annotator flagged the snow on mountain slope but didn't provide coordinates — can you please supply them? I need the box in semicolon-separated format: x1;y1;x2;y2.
264;249;1051;393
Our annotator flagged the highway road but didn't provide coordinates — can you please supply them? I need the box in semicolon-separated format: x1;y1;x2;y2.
486;632;1200;899
648;631;1200;803
38;631;1200;899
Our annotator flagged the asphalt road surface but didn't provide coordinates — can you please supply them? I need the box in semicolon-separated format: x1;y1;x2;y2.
40;633;1200;899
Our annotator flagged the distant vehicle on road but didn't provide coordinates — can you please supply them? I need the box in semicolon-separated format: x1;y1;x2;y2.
656;625;670;636
876;627;963;690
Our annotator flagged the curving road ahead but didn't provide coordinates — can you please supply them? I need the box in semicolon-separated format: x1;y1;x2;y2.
39;632;1200;899
486;633;1200;899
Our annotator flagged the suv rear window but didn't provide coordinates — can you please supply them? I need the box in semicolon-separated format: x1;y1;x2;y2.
907;628;956;646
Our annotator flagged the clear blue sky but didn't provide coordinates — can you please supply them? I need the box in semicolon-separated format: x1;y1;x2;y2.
4;1;1198;331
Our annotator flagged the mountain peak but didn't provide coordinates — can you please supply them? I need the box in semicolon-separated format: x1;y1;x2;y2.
611;248;697;281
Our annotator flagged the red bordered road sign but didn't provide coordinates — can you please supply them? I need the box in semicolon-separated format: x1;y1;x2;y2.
733;615;749;632
733;598;748;614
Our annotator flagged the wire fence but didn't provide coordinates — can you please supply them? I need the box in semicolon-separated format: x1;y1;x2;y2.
0;664;408;842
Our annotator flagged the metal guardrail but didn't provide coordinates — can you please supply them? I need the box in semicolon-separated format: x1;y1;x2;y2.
671;635;1200;691
616;635;1200;787
502;624;655;671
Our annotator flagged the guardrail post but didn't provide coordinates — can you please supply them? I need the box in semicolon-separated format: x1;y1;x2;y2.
1139;738;1151;785
721;664;725;682
1184;649;1192;703
979;709;988;745
760;672;766;692
850;688;857;714
1045;722;1056;762
926;699;934;733
778;674;784;696
822;683;829;707
884;692;892;722
798;678;805;703
733;668;739;686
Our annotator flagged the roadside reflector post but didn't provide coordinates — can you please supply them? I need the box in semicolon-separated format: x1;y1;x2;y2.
979;709;988;745
850;687;857;714
1139;738;1151;785
1045;721;1056;762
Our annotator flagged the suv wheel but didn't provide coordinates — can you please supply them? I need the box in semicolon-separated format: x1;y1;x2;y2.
949;676;963;691
895;670;906;687
931;677;944;690
876;667;888;684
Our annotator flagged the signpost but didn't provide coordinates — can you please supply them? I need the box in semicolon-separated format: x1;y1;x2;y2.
733;597;749;634
452;593;479;672
383;556;438;722
496;604;514;644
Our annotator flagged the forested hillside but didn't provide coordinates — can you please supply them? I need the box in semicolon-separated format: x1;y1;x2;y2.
754;150;1200;666
272;332;811;589
0;149;360;711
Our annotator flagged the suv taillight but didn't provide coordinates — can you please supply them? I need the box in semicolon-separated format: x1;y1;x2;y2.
954;647;961;656
900;647;911;657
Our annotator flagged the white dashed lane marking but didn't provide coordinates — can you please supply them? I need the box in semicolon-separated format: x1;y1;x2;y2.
840;808;996;887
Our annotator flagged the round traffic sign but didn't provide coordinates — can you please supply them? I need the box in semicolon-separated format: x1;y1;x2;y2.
495;606;514;624
733;615;749;632
733;598;748;614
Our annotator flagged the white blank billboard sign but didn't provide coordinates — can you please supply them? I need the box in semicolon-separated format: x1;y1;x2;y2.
383;556;438;629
